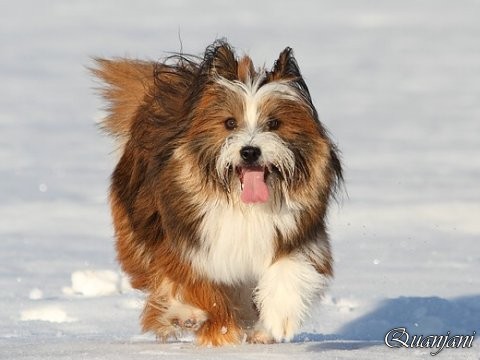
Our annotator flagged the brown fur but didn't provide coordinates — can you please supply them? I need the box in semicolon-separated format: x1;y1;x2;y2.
237;56;255;82
92;59;155;139
93;40;342;346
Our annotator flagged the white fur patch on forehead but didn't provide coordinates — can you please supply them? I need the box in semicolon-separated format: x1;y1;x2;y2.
216;74;302;130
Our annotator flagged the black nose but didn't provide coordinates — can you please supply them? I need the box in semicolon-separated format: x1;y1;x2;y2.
240;146;261;163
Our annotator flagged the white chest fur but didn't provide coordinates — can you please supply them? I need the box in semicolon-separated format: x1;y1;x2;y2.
190;200;298;285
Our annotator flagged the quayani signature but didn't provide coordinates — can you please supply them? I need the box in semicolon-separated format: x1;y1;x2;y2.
384;327;476;356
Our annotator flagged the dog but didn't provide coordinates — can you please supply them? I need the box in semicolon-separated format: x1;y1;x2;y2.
92;40;342;346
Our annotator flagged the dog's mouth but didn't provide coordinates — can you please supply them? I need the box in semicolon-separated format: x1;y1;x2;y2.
236;166;272;204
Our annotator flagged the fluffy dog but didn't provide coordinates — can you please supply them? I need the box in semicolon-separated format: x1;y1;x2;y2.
93;40;342;346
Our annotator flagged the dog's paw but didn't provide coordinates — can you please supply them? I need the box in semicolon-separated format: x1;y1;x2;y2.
171;316;205;331
257;309;298;342
246;325;275;344
268;316;296;342
168;303;208;332
254;255;327;342
195;320;243;346
254;292;302;342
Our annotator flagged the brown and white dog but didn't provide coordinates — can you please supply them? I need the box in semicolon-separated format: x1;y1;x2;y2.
93;40;342;346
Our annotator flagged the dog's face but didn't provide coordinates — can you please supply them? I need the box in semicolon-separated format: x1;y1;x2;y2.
182;46;335;207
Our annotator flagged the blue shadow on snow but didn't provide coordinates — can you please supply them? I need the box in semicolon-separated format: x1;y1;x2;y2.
293;295;480;351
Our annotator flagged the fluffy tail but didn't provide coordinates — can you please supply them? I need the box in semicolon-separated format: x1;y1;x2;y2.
91;59;155;139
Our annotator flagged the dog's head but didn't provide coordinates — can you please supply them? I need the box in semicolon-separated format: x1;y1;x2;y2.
179;42;341;208
93;41;341;209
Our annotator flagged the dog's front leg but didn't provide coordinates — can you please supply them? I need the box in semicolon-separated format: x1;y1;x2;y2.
182;278;244;346
252;253;327;343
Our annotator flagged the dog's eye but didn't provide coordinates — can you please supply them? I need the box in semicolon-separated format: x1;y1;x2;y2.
224;117;237;130
267;118;280;131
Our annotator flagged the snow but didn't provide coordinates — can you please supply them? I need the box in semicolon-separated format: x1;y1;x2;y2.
61;269;131;297
28;288;43;300
20;307;77;324
1;0;479;359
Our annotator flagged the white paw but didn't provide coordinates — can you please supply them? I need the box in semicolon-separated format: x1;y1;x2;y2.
254;254;327;342
259;299;300;342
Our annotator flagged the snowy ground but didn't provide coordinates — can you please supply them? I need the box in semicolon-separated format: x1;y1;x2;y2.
1;0;479;359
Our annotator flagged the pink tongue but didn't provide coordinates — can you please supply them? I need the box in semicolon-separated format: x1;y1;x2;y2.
240;169;269;204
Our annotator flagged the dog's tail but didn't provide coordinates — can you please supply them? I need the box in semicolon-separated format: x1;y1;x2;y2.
91;59;155;140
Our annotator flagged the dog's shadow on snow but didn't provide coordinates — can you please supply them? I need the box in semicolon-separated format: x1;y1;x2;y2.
293;294;480;351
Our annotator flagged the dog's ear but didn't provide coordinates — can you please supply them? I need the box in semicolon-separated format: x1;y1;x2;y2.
270;47;302;81
206;41;238;80
269;47;313;101
91;59;154;138
237;56;255;83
